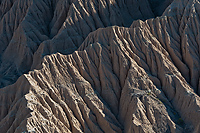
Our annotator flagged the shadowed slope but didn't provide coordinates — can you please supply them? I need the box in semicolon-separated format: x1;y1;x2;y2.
131;0;200;95
0;25;200;132
0;0;172;88
1;0;200;132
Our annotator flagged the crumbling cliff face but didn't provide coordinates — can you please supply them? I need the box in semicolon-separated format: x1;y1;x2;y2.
0;0;200;133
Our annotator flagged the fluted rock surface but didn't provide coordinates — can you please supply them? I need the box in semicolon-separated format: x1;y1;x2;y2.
0;0;172;88
0;0;200;133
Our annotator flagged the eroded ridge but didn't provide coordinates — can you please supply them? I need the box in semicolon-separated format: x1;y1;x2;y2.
0;25;200;132
0;0;200;132
0;0;171;88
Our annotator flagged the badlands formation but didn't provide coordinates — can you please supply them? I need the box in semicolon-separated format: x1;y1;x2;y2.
0;0;200;132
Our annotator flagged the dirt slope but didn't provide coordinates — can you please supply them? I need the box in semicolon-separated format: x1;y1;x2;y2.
0;0;200;133
0;0;171;88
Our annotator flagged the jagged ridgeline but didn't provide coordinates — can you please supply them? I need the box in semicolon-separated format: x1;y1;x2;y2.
0;0;172;88
0;0;200;133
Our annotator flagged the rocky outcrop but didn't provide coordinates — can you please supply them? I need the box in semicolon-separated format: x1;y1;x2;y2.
0;0;200;132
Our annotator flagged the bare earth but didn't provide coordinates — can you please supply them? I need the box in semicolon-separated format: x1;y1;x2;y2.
0;0;200;132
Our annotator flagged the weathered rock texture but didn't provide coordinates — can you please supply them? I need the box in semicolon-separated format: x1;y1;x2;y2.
0;0;200;133
0;0;172;88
